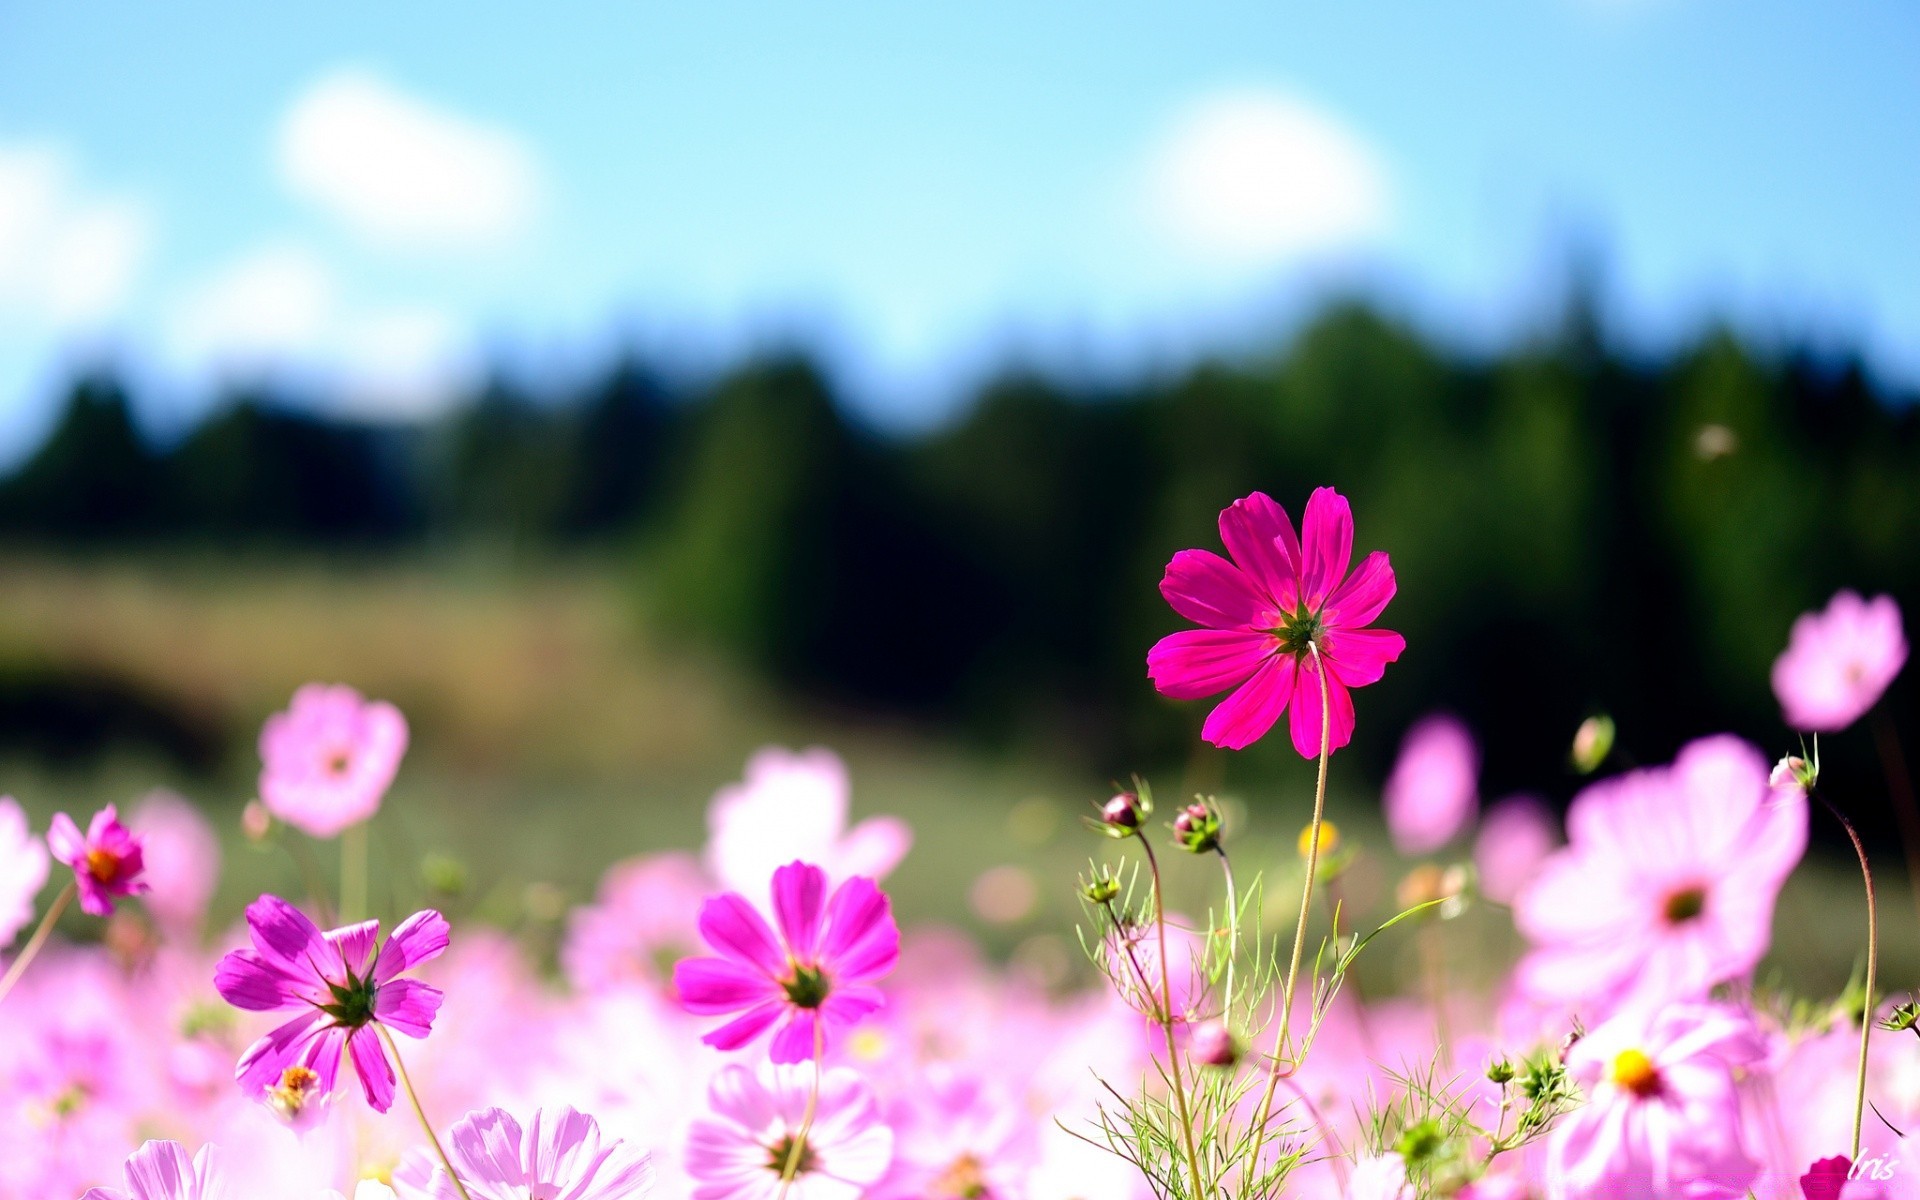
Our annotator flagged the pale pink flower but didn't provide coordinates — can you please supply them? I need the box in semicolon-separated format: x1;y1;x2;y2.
1384;714;1479;855
1514;736;1805;1016
1473;795;1558;905
1347;1153;1412;1200
874;1068;1036;1200
563;852;709;992
1772;591;1907;732
48;804;149;916
1147;488;1405;755
81;1139;226;1200
130;791;220;940
705;747;909;898
686;1062;893;1200
1547;1002;1764;1200
259;683;409;839
393;1106;654;1199
0;795;49;946
321;1186;399;1200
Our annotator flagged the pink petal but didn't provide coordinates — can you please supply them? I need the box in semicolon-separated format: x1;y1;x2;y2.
122;1140;197;1200
702;999;787;1051
697;892;786;976
1325;550;1396;628
235;1009;331;1096
834;816;910;881
347;1026;397;1113
446;1108;527;1189
1199;653;1297;751
1322;627;1406;689
325;919;382;979
821;985;884;1028
375;909;451;983
770;861;827;959
819;876;899;982
769;1009;820;1062
675;956;783;1014
1147;629;1275;700
1298;487;1354;607
46;812;84;864
243;894;328;974
1218;492;1301;611
1286;664;1354;759
373;977;444;1037
215;948;312;1012
1159;549;1267;629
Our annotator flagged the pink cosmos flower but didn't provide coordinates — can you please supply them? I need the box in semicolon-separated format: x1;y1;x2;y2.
874;1068;1036;1200
1147;488;1404;755
563;852;709;992
0;796;49;946
259;683;409;839
213;894;448;1114
1772;591;1907;732
1514;735;1806;1016
393;1105;655;1199
1472;795;1558;905
1547;1002;1764;1200
81;1139;226;1200
48;804;149;916
129;791;220;940
1347;1153;1412;1200
1383;713;1480;855
705;747;910;898
686;1062;894;1200
675;861;899;1062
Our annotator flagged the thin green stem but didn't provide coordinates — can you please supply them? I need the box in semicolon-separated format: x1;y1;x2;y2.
379;1025;472;1200
776;1020;827;1200
1245;646;1332;1176
1216;846;1240;1019
1140;837;1208;1200
1817;791;1877;1161
0;881;74;1007
342;822;368;925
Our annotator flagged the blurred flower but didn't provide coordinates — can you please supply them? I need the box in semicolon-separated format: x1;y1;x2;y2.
1569;714;1615;775
1472;795;1557;905
705;747;910;898
49;805;149;916
79;1139;224;1200
240;801;272;843
674;861;899;1062
1347;1152;1411;1200
967;865;1037;925
874;1068;1034;1200
562;852;709;992
214;895;448;1114
129;791;219;940
1189;1019;1238;1067
1772;591;1907;732
0;796;49;946
323;1186;400;1200
1546;1002;1763;1200
1147;488;1405;755
393;1106;654;1199
1297;819;1340;858
259;683;409;839
1515;736;1806;1017
686;1061;893;1200
1383;713;1479;855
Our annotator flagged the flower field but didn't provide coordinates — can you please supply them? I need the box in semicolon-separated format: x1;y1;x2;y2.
0;487;1913;1200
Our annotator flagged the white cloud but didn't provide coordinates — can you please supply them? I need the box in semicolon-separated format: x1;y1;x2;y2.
1147;87;1390;269
167;240;472;419
0;144;152;327
278;67;542;251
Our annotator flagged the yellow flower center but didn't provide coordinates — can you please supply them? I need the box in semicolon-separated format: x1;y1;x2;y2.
1611;1048;1661;1098
267;1064;323;1120
84;848;121;884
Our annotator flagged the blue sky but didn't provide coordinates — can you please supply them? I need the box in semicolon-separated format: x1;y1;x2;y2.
0;0;1914;458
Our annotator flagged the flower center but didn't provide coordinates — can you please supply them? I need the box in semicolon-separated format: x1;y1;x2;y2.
931;1153;991;1199
266;1065;322;1120
325;749;353;777
765;1133;817;1177
319;969;379;1029
84;847;122;884
1610;1048;1662;1098
1272;606;1326;658
782;962;831;1009
1662;886;1707;924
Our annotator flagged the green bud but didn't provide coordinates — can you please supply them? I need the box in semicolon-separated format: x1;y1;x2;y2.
1571;714;1616;775
1486;1057;1516;1085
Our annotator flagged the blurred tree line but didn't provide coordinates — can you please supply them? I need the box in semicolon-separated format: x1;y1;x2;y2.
3;300;1915;803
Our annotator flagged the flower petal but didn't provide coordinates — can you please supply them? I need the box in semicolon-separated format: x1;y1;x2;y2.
1322;626;1406;689
373;977;444;1038
702;999;787;1051
770;861;827;960
1218;492;1301;611
123;1140;196;1200
1298;487;1354;608
696;892;786;976
1199;653;1297;751
819;876;899;984
347;1026;397;1113
1148;629;1275;701
676;956;783;1014
325;919;382;980
46;812;84;864
235;1009;331;1097
1325;550;1395;629
375;909;450;984
1159;549;1267;630
769;1008;820;1063
1287;666;1355;759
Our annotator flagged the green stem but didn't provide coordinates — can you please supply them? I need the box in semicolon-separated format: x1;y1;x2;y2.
1140;837;1209;1200
776;1020;827;1200
379;1026;472;1200
0;881;74;1007
1817;791;1877;1162
1216;846;1240;1019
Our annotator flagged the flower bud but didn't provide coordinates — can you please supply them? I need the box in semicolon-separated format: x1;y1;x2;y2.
1486;1057;1516;1085
1297;820;1341;859
1098;791;1146;838
241;800;273;844
1080;867;1122;905
1571;715;1615;775
1172;801;1221;853
1189;1019;1238;1067
1771;754;1817;793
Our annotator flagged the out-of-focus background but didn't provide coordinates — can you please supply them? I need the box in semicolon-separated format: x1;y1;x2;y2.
0;2;1915;991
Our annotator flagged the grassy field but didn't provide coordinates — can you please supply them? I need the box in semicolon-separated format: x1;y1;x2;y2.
0;551;1907;1005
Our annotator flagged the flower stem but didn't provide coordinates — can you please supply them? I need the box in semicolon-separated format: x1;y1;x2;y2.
342;822;368;924
1816;791;1877;1161
1246;646;1332;1177
1216;845;1240;1019
777;1020;827;1200
0;881;73;1008
1140;836;1208;1200
378;1026;472;1200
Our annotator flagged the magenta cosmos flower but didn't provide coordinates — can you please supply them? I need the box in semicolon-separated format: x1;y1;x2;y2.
394;1106;655;1200
1383;713;1479;855
259;683;409;839
213;894;447;1114
1772;590;1907;732
1546;1002;1764;1200
48;804;149;916
1515;736;1805;1017
686;1062;893;1200
1147;488;1404;755
674;860;899;1062
81;1139;226;1200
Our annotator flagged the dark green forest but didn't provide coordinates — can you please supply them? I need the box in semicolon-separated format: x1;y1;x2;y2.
4;300;1916;810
